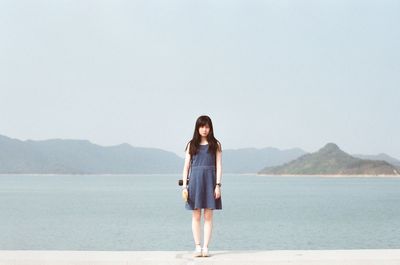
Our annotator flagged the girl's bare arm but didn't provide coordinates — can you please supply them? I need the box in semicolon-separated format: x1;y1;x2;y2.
216;142;222;184
182;143;191;187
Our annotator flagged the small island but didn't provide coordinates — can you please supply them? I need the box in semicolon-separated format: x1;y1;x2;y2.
258;143;400;176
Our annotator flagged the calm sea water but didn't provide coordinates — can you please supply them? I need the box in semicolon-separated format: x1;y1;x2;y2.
0;174;399;251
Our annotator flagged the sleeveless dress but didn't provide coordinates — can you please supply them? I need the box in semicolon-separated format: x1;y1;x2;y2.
185;144;222;210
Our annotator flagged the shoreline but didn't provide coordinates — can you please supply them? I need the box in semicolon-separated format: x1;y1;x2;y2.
1;249;399;265
1;173;400;177
256;174;400;177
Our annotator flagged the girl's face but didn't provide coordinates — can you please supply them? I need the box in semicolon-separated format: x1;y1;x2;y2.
198;124;210;137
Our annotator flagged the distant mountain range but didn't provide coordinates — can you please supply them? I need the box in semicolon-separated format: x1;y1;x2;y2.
258;143;400;175
222;147;306;173
353;153;400;167
0;134;182;174
1;134;399;175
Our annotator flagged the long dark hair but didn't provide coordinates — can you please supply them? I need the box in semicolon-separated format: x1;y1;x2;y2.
185;115;222;157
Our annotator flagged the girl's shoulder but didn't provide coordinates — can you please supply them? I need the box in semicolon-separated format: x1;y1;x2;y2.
217;141;222;152
185;141;193;154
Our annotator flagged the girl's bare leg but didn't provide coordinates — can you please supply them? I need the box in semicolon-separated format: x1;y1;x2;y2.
203;208;213;248
192;209;201;246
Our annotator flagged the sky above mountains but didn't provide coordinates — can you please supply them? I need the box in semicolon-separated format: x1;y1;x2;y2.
1;0;399;159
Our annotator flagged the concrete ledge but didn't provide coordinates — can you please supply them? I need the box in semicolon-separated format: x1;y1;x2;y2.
1;249;400;265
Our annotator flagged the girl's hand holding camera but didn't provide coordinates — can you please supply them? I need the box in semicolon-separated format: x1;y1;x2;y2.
182;187;188;202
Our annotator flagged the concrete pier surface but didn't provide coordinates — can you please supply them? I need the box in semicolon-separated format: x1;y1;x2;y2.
1;249;400;265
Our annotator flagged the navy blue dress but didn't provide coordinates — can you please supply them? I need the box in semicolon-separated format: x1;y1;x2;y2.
185;144;222;210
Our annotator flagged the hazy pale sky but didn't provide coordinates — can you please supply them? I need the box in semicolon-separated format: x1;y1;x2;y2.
1;0;399;159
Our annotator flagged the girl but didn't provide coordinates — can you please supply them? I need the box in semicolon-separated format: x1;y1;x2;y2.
182;115;222;257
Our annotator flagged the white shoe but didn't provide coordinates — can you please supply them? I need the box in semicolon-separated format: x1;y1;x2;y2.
202;246;209;257
193;244;202;257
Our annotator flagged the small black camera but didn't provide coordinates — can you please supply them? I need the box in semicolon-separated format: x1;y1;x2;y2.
178;178;189;186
